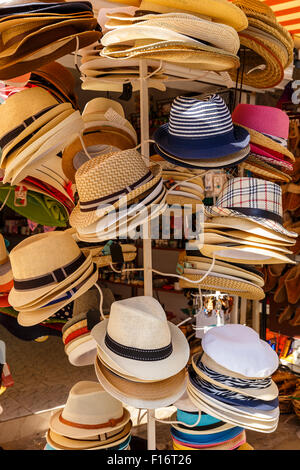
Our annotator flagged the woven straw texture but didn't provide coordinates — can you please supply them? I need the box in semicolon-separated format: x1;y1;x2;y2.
178;273;264;300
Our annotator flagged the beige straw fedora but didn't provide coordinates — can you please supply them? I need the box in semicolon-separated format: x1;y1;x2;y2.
91;295;190;381
203;228;295;247
135;0;248;31
192;353;279;401
8;231;92;308
104;12;240;54
202;233;293;254
95;355;187;409
47;421;132;450
81;75;166;92
50;381;130;439
69;149;162;229
241;156;293;183
80;243;137;267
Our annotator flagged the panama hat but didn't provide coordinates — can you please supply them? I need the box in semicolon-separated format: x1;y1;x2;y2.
202;324;279;379
241;155;293;183
8;231;93;308
136;0;248;31
172;390;200;413
154;95;249;162
205;177;298;239
69;149;162;229
80;75;167;93
172;430;246;450
193;353;279;401
80;243;137;268
232;104;295;163
92;296;189;381
47;421;132;450
105;12;240;55
17;264;98;327
203;228;295;248
0;29;101;80
95;355;187;409
50;381;130;439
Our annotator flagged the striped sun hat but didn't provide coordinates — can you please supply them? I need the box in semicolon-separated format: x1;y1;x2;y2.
153;94;250;165
205;177;298;238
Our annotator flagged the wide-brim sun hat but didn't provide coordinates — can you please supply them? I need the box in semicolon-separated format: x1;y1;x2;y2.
95;355;187;409
104;12;240;55
205;177;298;239
153;94;250;161
91;295;190;381
135;0;248;31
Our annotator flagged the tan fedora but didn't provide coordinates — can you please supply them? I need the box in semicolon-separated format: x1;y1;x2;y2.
69;149;162;229
192;353;279;401
8;231;92;308
47;421;132;450
104;12;240;54
202;233;293;254
95;355;187;409
81;75;167;92
203;228;295;247
80;243;137;268
50;381;131;439
136;0;248;31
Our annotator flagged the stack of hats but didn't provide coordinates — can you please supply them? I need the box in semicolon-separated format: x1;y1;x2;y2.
231;0;294;89
62;97;137;183
150;154;204;210
0;234;13;308
232;104;295;183
79;241;137;268
91;296;189;409
8;231;98;327
0;87;84;185
170;391;247;450
0;1;102;80
177;251;265;300
203;177;298;265
98;0;246;72
69;148;167;242
153;95;250;170
62;286;115;367
28;61;79;109
46;381;132;450
187;324;280;433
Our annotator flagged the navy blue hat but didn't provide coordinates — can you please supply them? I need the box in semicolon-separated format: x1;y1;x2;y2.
153;95;250;163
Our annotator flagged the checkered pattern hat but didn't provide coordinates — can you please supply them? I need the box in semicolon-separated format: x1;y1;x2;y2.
205;177;298;238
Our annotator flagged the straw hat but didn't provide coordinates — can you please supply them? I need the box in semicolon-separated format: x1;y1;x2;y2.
241;156;293;183
8;232;92;308
205;177;298;238
95;355;187;409
80;243;137;268
199;244;295;265
172;430;246;450
92;296;189;381
203;228;295;248
104;12;240;55
69;149;162;229
50;381;130;439
135;0;248;31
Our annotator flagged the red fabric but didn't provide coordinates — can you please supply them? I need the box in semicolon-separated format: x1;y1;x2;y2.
64;326;89;345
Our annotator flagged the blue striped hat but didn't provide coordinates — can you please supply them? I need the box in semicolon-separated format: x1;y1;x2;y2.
154;94;250;163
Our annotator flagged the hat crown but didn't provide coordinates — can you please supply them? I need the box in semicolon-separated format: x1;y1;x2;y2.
107;296;172;350
214;176;283;218
83;97;125;119
0;234;8;265
202;324;279;378
9;232;81;280
168;94;234;139
232;104;290;140
75;149;151;203
62;381;124;425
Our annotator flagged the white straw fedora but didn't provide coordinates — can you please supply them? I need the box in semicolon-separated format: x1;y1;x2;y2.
49;381;130;439
91;295;190;381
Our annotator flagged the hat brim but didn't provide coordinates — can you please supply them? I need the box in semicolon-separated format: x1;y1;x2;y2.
203;233;293;254
49;406;131;440
154;123;250;160
92;317;190;381
154;143;250;169
94;356;188;409
67;337;98;367
172;430;246;450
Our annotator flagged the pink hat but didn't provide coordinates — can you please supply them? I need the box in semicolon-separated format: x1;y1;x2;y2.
232;104;294;163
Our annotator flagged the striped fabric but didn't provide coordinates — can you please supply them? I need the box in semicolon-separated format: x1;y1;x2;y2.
168;95;234;139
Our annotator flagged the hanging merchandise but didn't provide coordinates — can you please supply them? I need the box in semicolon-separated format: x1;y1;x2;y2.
230;0;294;89
62;97;138;183
8;231;98;326
187;324;280;433
46;381;132;450
153;95;250;169
69;148;167;242
0;234;13;306
0;1;102;80
79;241;137;268
193;292;232;339
91;296;189;409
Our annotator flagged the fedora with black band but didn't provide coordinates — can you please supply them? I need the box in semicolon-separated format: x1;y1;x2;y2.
205;177;298;239
153;95;250;167
91;295;189;381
